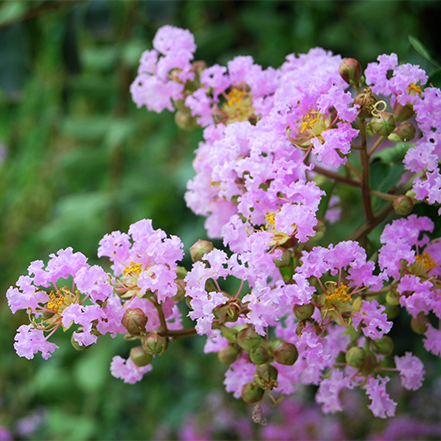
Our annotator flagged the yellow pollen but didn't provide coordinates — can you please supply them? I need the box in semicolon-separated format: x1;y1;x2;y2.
416;253;436;271
265;210;280;229
123;261;143;277
299;109;322;134
225;88;247;107
326;283;352;302
407;83;422;94
46;288;72;312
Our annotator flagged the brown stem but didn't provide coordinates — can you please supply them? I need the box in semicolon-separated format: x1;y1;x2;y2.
370;190;398;201
158;328;197;340
368;135;386;157
148;296;169;334
359;119;374;223
310;164;360;187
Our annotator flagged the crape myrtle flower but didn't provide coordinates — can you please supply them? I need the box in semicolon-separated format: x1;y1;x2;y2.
365;376;397;418
394;352;425;391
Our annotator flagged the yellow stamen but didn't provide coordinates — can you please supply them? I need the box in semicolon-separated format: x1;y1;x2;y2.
415;253;436;271
407;83;422;95
225;89;247;107
326;283;352;302
123;261;143;277
265;210;280;229
299;109;322;134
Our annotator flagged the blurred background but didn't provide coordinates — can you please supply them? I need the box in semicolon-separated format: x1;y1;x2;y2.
1;1;441;439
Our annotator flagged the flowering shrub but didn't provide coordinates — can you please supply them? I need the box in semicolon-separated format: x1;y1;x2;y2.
6;25;441;423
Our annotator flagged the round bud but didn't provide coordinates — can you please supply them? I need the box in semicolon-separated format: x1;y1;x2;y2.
130;346;153;367
237;325;261;351
255;363;279;383
175;109;198;131
388;121;416;143
360;352;377;375
142;332;165;355
385;290;400;306
176;266;188;280
352;296;363;312
372;336;394;356
189;239;214;263
218;345;240;365
369;112;396;137
172;279;186;301
272;247;291;268
172;98;186;111
393;195;414;216
345;347;366;368
71;333;92;351
241;382;264;404
339;58;363;87
411;312;429;335
393;101;414;122
220;325;241;344
293;303;315;320
250;346;270;365
354;89;377;118
122;308;148;335
273;340;299;366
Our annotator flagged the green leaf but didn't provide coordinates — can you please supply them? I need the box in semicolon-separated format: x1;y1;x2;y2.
0;2;28;26
47;408;96;441
428;69;441;89
408;35;440;69
373;142;413;165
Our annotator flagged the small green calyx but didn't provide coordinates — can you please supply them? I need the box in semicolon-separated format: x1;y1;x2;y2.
411;312;429;335
130;346;153;367
345;346;366;368
249;345;270;365
368;111;396;137
393;195;414;216
218;344;240;365
237;325;262;351
360;352;377;375
254;364;278;390
293;303;315;321
372;336;394;356
273;340;298;366
122;308;148;335
142;332;166;355
241;381;264;404
388;121;416;143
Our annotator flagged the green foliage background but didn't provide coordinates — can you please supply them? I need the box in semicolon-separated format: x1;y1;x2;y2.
1;1;440;439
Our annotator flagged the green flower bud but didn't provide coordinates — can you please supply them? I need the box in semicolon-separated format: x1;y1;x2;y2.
172;279;186;301
237;325;262;351
273;247;291;268
385;290;400;306
221;325;243;344
388;121;416;143
354;88;377;118
360;352;377;375
130;346;153;367
339;58;363;87
122;308;148;335
175;109;198;131
218;344;240;365
176;266;188;279
250;345;270;365
254;363;278;389
273;340;299;366
411;312;429;335
372;336;394;356
393;195;414;216
293;303;315;320
393;101;414;122
345;346;366;368
142;332;165;355
71;333;92;351
352;296;363;312
369;112;396;137
189;239;214;263
241;381;264;404
172;98;187;111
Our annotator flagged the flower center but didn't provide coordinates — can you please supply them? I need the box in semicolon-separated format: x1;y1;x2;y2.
221;87;255;124
264;211;280;229
415;253;436;271
298;109;322;134
123;261;144;277
407;83;422;95
326;283;352;302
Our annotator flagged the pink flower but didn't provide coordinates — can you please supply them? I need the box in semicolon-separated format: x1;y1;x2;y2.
110;356;152;384
316;369;352;413
365;376;396;418
14;324;58;360
394;352;424;391
224;357;255;399
352;300;392;340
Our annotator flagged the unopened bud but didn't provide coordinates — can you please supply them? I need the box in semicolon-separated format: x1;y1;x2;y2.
142;332;165;355
122;308;148;335
189;239;214;263
293;303;315;320
393;195;414;216
386;290;400;306
254;363;278;389
272;247;291;268
172;279;186;301
345;347;366;368
339;58;363;87
175;109;199;131
237;325;262;351
71;333;92;351
393;101;414;122
361;352;377;375
352;296;363;312
369;112;396;136
273;340;298;366
220;325;242;344
250;345;270;365
241;382;264;404
388;122;416;143
130;346;153;367
218;345;240;365
172;98;187;111
176;266;188;279
354;88;377;118
372;336;394;355
411;312;429;335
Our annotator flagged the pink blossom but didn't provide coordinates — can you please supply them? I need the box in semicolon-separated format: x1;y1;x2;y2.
424;324;441;356
224;357;255;399
316;369;352;413
14;324;58;360
352;300;392;340
110;356;152;384
394;352;424;390
365;376;396;418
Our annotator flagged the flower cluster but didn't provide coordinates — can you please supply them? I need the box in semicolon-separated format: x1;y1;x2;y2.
7;24;441;423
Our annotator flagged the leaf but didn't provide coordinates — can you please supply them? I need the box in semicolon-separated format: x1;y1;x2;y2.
428;69;441;89
408;35;440;69
373;142;413;165
0;2;28;26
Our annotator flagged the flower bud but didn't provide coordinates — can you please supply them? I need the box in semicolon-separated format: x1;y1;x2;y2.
250;345;270;365
388;122;416;143
172;98;187;111
372;336;394;355
175;109;199;131
142;332;165;355
393;195;414;216
241;381;264;404
213;300;239;323
354;88;377;118
220;325;242;343
237;325;261;351
172;279;186;301
176;266;188;279
369;112;396;136
189;239;214;263
360;352;377;375
345;346;366;368
122;308;148;335
293;303;315;320
411;312;429;335
352;296;363;312
393;101;414;122
218;344;240;365
71;333;92;351
254;364;278;389
272;247;291;268
386;290;400;306
273;340;298;366
130;346;153;367
339;58;363;87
